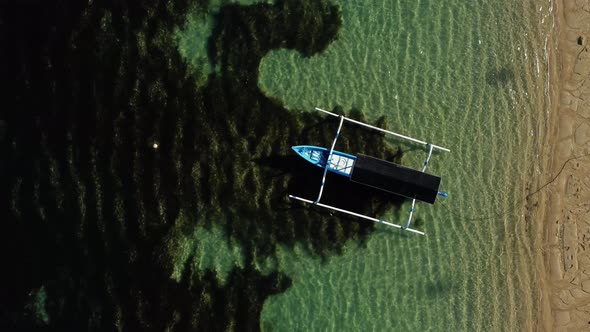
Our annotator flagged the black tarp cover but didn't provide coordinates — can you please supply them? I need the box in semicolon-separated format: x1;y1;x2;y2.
350;154;441;204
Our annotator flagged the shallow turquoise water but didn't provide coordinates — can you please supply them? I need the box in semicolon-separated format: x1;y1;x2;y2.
255;0;553;330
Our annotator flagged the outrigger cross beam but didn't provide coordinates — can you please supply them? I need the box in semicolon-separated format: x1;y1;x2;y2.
288;107;450;236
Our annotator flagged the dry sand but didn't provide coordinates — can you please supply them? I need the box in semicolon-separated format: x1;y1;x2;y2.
538;0;590;331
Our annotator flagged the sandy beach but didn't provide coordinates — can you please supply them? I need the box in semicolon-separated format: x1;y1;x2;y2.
539;0;590;330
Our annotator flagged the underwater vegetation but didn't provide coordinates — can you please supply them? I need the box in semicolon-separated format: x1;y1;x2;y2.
1;0;404;330
486;67;515;86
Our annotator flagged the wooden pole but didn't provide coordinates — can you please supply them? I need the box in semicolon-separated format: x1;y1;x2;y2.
315;115;344;203
290;195;425;236
314;107;450;152
405;143;435;229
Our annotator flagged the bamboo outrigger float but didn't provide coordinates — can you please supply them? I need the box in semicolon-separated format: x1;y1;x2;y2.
288;107;450;235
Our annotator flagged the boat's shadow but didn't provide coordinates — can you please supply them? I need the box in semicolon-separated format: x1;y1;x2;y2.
254;154;406;219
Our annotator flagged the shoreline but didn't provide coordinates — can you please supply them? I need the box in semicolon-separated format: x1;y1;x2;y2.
539;0;590;330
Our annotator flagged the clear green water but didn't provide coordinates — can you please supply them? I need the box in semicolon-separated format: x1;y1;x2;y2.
177;0;554;330
176;0;276;85
255;0;553;331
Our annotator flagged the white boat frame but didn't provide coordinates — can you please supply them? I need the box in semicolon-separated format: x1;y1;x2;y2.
288;107;450;236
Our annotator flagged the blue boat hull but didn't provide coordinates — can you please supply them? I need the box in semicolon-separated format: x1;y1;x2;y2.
292;145;356;178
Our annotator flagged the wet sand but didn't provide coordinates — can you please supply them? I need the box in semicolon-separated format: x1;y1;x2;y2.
539;0;590;330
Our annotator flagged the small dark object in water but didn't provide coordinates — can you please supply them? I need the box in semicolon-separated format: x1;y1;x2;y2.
486;67;514;86
578;36;584;46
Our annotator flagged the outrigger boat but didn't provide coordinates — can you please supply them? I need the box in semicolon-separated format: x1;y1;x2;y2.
288;107;450;235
